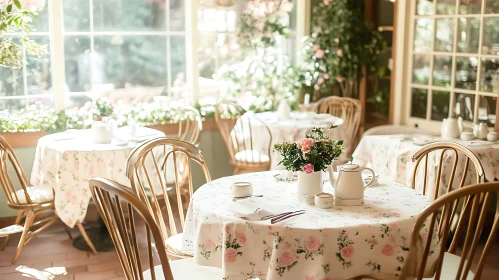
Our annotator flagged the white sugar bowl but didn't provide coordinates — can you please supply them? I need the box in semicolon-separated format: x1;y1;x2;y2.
232;182;253;198
314;193;335;209
487;132;498;142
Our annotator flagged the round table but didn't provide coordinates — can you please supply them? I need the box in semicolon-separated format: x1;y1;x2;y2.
251;112;346;170
30;126;164;227
182;171;439;280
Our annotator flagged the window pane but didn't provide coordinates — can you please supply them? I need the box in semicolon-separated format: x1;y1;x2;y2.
27;97;53;108
481;58;499;93
171;0;185;31
457;17;480;53
63;0;90;31
455;56;478;90
459;0;481;14
433;56;453;87
411;88;428;119
434;18;455;52
0;68;24;97
414;19;433;52
93;0;166;31
454;92;475;122
412;54;431;85
199;32;239;79
171;35;187;96
485;0;499;14
436;0;455;15
416;0;434;15
33;3;50;32
27;37;52;98
478;96;497;127
0;99;25;111
482;18;499;55
431;91;450;121
64;36;92;92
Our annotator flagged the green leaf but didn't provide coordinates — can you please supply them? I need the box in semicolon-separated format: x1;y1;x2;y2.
13;0;22;9
6;4;12;12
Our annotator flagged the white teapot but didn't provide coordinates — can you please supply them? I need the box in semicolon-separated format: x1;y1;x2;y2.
277;100;291;120
441;117;463;139
327;163;375;206
92;121;111;144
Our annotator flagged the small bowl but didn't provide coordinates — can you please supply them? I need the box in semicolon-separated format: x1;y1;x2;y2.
487;132;498;142
314;193;334;209
460;132;474;141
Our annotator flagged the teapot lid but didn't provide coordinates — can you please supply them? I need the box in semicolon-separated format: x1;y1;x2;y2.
341;163;360;171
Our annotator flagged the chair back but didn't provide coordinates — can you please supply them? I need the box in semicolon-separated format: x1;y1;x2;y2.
89;177;174;280
175;106;202;146
313;96;361;156
411;142;485;200
0;135;33;206
402;182;499;280
363;125;436;136
214;101;272;165
126;137;211;240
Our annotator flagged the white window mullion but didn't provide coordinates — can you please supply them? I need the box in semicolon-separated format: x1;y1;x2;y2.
166;0;172;96
473;0;487;124
48;0;66;111
185;0;199;104
295;0;311;64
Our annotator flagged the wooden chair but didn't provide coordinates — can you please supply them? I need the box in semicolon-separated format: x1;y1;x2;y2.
313;96;361;160
363;125;436;137
0;135;97;263
89;177;222;280
411;142;485;200
173;106;202;147
126;137;211;259
215;101;272;174
401;181;499;279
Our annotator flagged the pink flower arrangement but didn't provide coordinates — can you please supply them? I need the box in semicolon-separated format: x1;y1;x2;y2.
303;164;315;174
315;49;325;59
297;138;314;153
312;44;320;51
278;252;296;267
305;236;321;251
224;248;238;263
341;246;354;258
336;49;343;57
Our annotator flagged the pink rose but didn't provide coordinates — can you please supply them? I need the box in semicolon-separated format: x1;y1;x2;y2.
302;146;311;153
312;44;320;51
305;236;321;251
303;164;315;174
235;231;247;245
324;74;330;79
278;252;296;267
336;76;344;83
382;244;394;256
205;239;216;250
341;246;354;258
298;138;314;148
314;84;320;91
224;248;238;263
317;77;325;85
323;0;331;5
315;49;325;59
336;49;343;57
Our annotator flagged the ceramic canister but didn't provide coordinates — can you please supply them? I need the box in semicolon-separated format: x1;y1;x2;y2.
232;182;253;198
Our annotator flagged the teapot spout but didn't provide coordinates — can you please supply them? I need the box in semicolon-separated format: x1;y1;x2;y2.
327;165;337;187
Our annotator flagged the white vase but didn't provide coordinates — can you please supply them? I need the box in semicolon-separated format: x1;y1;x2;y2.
297;171;323;203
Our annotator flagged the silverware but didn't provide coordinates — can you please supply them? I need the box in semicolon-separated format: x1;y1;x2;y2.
271;211;306;224
261;210;305;221
232;194;263;201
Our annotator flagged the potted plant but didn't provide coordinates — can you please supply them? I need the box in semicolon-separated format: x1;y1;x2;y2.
273;126;343;202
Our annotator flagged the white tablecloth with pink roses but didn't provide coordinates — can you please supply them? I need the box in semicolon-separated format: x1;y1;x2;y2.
352;135;499;199
30;127;163;228
181;171;439;280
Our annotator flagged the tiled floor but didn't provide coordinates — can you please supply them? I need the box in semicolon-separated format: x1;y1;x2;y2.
1;218;499;279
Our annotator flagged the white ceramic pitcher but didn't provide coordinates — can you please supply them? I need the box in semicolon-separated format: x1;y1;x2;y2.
327;163;375;206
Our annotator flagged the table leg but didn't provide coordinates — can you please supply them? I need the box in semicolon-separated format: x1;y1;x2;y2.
72;219;115;252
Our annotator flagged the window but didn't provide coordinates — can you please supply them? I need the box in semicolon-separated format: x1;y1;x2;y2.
408;0;497;127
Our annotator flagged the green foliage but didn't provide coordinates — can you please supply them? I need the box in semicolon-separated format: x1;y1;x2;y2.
273;126;343;172
0;0;48;68
296;0;386;98
92;98;114;117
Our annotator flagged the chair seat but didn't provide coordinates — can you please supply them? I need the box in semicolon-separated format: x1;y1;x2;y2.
144;258;222;280
13;185;54;204
424;252;474;280
165;233;193;257
234;150;269;163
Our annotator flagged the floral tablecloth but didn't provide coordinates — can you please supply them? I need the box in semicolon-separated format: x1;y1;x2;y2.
182;171;439;280
251;112;346;169
30;127;164;227
352;135;499;199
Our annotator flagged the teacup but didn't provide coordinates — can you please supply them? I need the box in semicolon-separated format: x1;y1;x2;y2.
232;182;253;198
314;193;334;209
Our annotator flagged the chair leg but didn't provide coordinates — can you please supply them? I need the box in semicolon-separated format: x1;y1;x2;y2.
64;224;73;240
233;168;240;175
12;210;35;263
76;223;97;254
2;210;24;251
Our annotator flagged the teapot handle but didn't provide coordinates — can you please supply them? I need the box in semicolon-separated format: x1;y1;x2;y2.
362;168;376;189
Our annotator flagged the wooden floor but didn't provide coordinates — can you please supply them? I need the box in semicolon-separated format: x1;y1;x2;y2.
1;219;499;279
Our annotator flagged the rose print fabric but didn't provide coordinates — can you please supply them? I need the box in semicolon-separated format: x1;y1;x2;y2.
182;172;439;280
30;128;164;227
353;135;499;199
249;112;349;170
